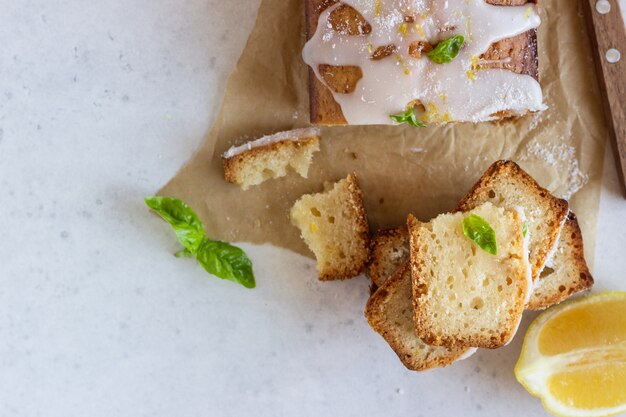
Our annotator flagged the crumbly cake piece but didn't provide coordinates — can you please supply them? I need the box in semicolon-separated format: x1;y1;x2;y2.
305;0;540;125
455;160;569;283
365;263;474;371
528;212;594;310
368;227;410;288
222;128;321;190
290;173;370;280
408;202;531;349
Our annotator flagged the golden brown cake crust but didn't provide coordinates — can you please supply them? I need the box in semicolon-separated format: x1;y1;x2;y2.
367;227;410;288
328;172;371;280
316;172;370;280
365;262;469;370
305;0;540;125
527;212;594;310
222;135;320;186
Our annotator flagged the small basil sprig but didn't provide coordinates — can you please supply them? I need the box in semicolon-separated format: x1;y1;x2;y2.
145;196;255;288
390;107;426;127
462;214;497;255
522;220;529;238
428;35;465;64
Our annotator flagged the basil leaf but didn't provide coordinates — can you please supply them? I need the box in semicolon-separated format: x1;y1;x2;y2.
522;221;529;238
462;214;498;255
196;239;256;288
428;35;464;64
175;248;193;258
145;196;205;253
390;107;426;127
146;196;256;288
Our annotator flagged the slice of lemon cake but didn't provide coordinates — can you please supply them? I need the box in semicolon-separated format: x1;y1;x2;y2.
528;212;594;310
408;202;531;348
366;263;475;371
455;160;569;283
222;127;320;190
290;173;369;280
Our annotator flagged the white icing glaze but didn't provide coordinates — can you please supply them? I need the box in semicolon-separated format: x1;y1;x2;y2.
303;0;546;124
222;127;321;159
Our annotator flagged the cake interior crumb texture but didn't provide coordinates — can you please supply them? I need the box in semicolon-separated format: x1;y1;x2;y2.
290;173;370;280
223;130;320;190
409;202;530;349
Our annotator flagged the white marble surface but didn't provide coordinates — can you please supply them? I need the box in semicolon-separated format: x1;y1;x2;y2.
0;1;625;416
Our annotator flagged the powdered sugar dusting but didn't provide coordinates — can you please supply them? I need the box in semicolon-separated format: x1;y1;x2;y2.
519;139;589;200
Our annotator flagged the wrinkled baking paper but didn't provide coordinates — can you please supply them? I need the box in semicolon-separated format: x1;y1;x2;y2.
160;0;607;265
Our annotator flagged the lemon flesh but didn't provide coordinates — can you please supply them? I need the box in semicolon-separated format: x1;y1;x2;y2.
538;299;626;356
515;292;626;417
548;362;626;409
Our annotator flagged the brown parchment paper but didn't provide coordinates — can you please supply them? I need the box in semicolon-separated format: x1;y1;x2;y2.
160;0;607;265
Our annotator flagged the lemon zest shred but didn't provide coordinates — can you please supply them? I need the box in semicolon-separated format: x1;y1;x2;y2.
415;23;425;38
524;6;532;19
395;54;411;75
471;54;480;70
423;103;440;122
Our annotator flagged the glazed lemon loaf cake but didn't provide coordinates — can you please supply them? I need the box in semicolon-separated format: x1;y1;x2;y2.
304;0;544;125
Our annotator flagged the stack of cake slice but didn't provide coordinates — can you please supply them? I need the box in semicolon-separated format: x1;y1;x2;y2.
364;161;593;370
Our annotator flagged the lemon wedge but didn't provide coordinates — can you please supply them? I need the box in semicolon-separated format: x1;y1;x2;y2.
515;292;626;417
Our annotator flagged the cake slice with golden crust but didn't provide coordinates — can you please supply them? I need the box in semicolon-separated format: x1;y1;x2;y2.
455;160;569;283
528;212;594;310
408;202;531;349
222;128;320;190
366;262;475;371
291;173;370;280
